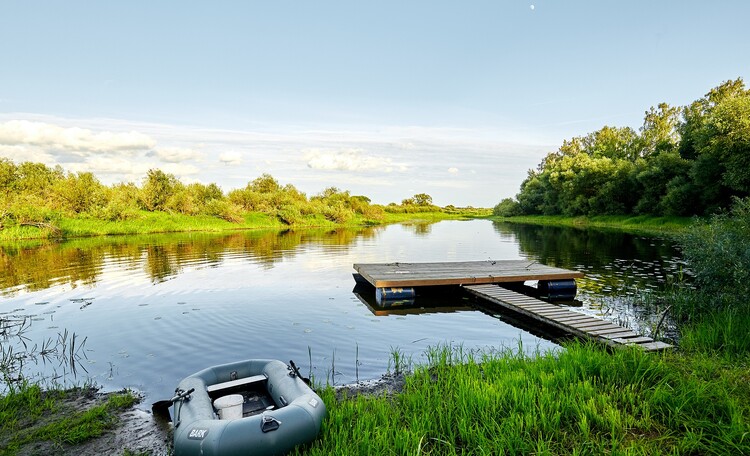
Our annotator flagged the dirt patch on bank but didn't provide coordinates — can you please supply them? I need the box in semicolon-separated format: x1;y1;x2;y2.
70;404;172;456
8;388;172;456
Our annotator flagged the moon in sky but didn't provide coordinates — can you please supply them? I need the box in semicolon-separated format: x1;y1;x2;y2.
530;4;535;10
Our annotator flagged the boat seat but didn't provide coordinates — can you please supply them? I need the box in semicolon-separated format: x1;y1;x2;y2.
207;374;268;393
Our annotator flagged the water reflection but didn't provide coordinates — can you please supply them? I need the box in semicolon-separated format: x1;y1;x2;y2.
352;283;474;317
1;227;382;296
492;222;685;336
0;220;685;403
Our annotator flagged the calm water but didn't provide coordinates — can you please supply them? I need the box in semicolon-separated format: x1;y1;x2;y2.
0;220;683;404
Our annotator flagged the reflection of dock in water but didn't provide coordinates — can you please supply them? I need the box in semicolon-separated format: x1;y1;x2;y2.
353;261;672;352
352;283;473;317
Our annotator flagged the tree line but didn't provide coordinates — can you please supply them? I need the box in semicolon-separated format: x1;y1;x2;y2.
495;78;750;217
0;160;443;229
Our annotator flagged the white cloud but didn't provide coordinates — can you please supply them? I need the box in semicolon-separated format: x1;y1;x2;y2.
219;151;242;165
152;146;202;163
66;156;200;181
448;167;459;174
304;149;408;173
0;120;155;154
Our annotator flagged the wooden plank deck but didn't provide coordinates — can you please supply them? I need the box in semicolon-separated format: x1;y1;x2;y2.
464;284;672;352
353;260;585;288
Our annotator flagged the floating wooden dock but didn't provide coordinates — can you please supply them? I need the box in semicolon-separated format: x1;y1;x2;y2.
353;261;672;352
353;260;584;288
464;284;672;352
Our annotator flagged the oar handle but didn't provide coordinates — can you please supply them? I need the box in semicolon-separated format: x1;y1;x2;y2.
289;360;311;385
170;387;195;403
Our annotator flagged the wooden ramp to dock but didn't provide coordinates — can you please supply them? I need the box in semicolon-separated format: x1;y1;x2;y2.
464;284;672;352
353;260;584;288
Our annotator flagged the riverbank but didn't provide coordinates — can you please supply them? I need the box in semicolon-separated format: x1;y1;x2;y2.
4;336;747;456
0;209;488;241
492;214;695;235
0;385;170;455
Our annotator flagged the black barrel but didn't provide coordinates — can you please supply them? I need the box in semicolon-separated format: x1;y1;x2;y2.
538;279;577;300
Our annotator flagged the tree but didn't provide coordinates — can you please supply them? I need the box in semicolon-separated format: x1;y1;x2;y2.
55;172;106;214
493;198;522;216
640;102;681;158
679;78;748;160
412;193;433;206
250;174;281;194
140;169;179;211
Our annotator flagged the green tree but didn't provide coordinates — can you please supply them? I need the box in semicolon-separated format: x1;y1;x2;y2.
54;172;107;214
640;102;681;158
0;157;18;194
250;174;281;193
493;198;522;216
140;169;179;211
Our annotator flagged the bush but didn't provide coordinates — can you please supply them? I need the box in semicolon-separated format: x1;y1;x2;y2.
324;204;354;223
203;199;243;223
493;198;522;216
677;197;750;317
277;206;304;225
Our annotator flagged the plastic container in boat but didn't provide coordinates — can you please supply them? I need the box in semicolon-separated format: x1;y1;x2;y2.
214;394;244;420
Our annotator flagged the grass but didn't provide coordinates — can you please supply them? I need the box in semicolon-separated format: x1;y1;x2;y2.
0;384;138;455
493;214;695;235
0;209;484;241
296;341;750;455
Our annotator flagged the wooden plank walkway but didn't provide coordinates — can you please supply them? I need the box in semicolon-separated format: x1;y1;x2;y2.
353;260;585;288
464;284;672;352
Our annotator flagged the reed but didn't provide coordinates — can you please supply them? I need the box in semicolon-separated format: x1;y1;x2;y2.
295;342;750;455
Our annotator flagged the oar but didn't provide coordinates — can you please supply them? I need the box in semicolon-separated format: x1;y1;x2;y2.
289;360;311;385
151;387;194;421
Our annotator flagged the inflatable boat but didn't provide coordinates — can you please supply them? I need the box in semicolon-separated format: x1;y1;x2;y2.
171;359;326;456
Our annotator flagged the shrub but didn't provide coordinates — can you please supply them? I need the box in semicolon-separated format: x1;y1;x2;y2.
203;199;243;223
493;198;522;216
277;206;304;225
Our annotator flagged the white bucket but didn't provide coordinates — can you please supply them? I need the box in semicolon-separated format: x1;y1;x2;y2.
213;394;244;420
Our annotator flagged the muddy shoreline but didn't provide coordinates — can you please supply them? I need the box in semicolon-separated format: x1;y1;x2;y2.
24;374;405;456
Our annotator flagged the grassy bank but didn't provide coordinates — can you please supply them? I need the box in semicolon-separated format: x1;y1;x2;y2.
0;209;485;241
296;201;750;455
297;339;749;455
0;385;138;455
492;214;695;235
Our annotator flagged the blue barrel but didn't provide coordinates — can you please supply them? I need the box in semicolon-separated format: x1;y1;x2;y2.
538;279;577;300
376;287;416;304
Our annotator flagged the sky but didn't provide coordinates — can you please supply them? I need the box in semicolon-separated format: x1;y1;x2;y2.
1;1;749;207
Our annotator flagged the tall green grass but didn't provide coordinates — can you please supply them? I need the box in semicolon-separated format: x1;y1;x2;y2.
297;343;750;455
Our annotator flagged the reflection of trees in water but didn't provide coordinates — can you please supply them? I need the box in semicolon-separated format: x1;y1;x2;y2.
491;221;684;295
0;227;381;294
0;243;103;294
401;221;433;236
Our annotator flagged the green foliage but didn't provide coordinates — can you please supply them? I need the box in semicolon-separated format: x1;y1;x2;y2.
508;78;750;218
493;198;522;216
675;197;750;316
54;172;107;214
0;158;441;238
139;169;179;211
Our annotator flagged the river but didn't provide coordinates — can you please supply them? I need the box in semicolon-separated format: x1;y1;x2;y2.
0;220;683;404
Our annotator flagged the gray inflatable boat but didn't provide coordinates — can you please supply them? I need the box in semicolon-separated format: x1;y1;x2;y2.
172;359;326;456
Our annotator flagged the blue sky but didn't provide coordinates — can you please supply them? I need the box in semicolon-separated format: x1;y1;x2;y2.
1;1;748;206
